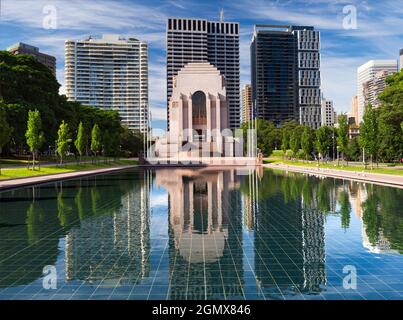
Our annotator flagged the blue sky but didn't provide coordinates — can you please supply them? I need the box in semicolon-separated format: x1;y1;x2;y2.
0;0;402;130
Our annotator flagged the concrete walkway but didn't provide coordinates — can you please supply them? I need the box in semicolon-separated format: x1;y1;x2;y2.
0;165;136;191
264;163;403;189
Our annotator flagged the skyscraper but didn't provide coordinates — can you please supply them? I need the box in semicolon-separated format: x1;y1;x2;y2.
166;17;240;130
357;60;397;124
351;95;358;124
7;42;56;75
251;25;321;128
65;34;148;132
242;84;252;123
320;98;336;126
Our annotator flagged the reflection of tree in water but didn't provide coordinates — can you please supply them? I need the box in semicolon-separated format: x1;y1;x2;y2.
0;197;61;287
361;185;403;253
338;191;351;230
0;170;150;288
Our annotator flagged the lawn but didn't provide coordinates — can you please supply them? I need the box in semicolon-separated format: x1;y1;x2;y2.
264;158;403;176
0;155;114;167
0;159;139;180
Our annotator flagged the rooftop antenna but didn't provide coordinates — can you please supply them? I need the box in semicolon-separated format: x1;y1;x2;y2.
220;8;224;22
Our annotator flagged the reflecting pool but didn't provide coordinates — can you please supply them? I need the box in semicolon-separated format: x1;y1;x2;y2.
0;168;402;300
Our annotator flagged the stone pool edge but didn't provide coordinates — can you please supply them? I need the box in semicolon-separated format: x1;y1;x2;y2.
0;165;137;191
264;163;403;189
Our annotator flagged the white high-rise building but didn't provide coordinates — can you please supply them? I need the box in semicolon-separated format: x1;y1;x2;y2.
357;60;397;124
321;98;336;126
65;34;148;132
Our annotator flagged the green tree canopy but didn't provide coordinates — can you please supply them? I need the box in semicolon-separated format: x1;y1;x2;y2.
57;120;71;165
337;114;349;163
315;126;333;162
301;126;315;160
359;104;379;164
74;121;87;161
91;124;102;157
25;109;44;170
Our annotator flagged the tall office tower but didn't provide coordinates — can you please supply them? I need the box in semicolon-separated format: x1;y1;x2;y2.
251;25;321;128
351;95;358;124
357;60;397;124
242;84;252;123
65;34;148;132
7;42;56;75
320;98;336;126
166;17;240;130
400;49;403;70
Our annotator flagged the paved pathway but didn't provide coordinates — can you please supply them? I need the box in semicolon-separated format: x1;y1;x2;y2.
264;163;403;188
0;165;135;191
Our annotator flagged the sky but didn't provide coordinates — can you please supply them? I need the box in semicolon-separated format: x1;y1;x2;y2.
0;0;402;130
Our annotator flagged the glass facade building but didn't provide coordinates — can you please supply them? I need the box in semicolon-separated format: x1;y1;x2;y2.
251;25;321;128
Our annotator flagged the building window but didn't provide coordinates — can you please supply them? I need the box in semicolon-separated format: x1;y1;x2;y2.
192;91;207;125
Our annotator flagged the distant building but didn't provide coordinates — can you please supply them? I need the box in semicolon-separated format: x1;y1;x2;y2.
357;60;397;123
349;124;360;140
351;95;358;125
166;17;240;130
363;70;393;109
242;84;252;123
251;25;321;128
65;35;148;132
7;42;56;75
320;98;336;126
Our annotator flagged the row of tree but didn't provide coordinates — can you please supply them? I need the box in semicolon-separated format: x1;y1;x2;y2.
0;51;144;161
241;69;403;164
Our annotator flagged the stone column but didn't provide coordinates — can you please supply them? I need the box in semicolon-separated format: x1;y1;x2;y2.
189;181;194;232
216;94;221;132
188;93;193;142
216;94;222;154
206;94;211;143
179;95;183;139
207;181;213;234
217;173;223;229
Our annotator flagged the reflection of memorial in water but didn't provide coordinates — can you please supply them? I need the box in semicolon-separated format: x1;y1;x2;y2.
65;173;151;286
253;173;326;298
156;168;244;299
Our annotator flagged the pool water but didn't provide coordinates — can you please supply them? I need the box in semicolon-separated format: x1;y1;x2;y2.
0;168;402;300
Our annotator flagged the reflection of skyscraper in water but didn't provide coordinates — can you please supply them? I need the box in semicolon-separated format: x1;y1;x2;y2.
156;168;244;299
65;174;151;285
242;170;261;231
254;176;325;298
300;206;326;292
